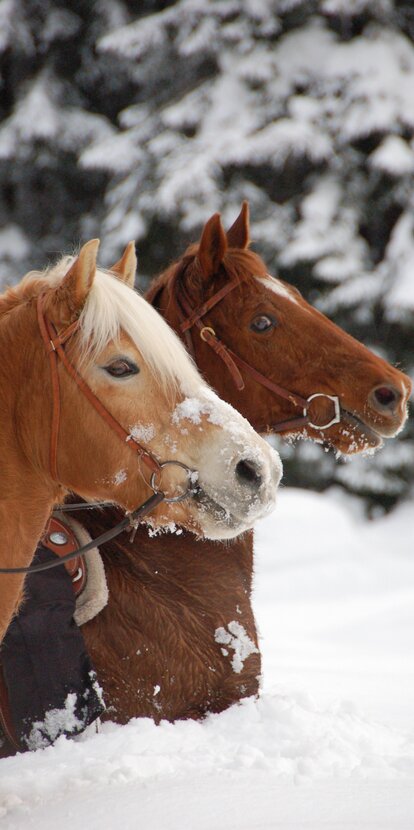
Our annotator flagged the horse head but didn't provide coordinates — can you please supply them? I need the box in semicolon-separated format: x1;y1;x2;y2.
148;203;411;455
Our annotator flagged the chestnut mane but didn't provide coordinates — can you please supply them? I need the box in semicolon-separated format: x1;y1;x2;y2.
147;246;269;307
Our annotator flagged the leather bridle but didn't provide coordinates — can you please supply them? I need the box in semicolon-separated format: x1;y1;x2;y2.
168;261;341;434
36;293;163;483
36;293;199;498
0;294;195;576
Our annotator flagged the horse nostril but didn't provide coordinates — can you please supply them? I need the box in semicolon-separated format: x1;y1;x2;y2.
235;459;263;489
372;385;401;411
375;387;396;406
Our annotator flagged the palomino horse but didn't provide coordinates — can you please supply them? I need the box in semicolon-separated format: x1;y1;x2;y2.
64;205;410;725
0;236;282;643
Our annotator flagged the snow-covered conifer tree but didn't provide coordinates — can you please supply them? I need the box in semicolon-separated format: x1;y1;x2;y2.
1;0;412;510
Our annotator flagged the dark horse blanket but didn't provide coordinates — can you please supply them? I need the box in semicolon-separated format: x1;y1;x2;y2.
0;546;105;752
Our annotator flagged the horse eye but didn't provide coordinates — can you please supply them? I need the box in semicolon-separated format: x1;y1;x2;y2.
105;359;139;378
250;314;276;333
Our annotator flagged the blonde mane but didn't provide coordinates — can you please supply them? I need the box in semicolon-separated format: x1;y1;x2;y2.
0;257;204;396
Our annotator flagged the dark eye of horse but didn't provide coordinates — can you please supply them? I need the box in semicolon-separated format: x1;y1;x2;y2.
105;359;139;378
250;314;276;333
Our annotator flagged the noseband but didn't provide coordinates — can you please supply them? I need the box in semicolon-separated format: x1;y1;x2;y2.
168;262;341;434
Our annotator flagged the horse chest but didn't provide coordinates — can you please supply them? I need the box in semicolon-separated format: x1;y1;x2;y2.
86;557;260;723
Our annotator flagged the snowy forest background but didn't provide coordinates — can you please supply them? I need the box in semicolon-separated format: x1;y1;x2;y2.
0;0;413;513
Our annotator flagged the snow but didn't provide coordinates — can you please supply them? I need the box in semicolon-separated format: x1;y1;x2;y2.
0;72;114;161
87;2;414;317
80;131;146;174
0;224;30;262
381;213;414;316
23;694;84;752
128;423;156;443
41;9;80;46
1;1;414;823
112;469;127;486
279;175;369;282
2;487;414;828
214;620;259;673
0;0;15;55
369;135;414;176
171;392;258;441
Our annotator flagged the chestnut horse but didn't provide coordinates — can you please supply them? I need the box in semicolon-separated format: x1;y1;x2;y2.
64;205;410;726
0;235;282;644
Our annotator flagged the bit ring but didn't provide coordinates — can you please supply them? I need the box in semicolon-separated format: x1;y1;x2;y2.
304;393;341;430
150;460;196;503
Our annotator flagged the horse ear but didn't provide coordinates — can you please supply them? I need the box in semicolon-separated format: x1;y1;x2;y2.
226;201;250;249
51;239;100;321
197;213;227;280
110;241;137;288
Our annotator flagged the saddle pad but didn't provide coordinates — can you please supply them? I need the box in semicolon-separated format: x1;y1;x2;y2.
52;513;109;626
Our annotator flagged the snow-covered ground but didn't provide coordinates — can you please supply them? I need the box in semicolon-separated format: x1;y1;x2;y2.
1;487;414;829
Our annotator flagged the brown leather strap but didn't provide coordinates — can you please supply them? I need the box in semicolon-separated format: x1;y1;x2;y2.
268;415;310;433
165;261;342;433
195;326;245;391
52;334;160;473
180;278;240;332
37;294;161;482
37;298;63;481
172;264;306;402
50;319;80;349
229;351;309;409
172;269;245;391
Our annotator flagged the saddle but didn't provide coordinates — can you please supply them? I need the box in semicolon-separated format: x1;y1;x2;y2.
0;514;108;754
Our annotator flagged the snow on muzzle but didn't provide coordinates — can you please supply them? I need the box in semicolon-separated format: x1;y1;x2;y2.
171;392;283;540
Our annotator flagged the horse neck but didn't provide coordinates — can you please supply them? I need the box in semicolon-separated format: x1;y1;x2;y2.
0;300;53;483
70;504;255;619
0;483;59;641
0;299;63;640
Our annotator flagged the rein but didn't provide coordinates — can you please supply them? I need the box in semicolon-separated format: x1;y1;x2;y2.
169;263;341;434
0;491;165;575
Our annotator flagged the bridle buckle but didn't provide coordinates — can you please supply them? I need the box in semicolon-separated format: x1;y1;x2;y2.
200;326;216;342
304;393;341;430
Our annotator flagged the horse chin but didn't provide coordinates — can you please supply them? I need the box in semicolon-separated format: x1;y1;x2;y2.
327;413;384;456
189;488;266;541
278;418;383;456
